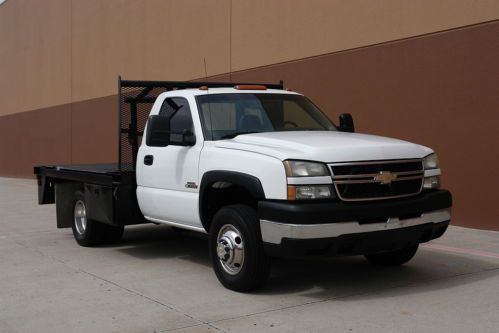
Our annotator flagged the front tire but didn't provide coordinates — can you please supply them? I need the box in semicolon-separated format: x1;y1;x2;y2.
209;205;271;292
364;244;419;266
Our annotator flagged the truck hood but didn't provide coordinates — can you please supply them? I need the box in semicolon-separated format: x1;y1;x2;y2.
214;131;433;162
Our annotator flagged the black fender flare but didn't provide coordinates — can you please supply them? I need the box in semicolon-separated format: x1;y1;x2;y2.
199;170;265;228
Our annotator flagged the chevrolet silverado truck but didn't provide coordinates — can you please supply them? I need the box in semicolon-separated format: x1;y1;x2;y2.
35;78;452;291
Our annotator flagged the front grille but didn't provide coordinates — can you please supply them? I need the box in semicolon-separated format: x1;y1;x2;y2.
330;159;424;201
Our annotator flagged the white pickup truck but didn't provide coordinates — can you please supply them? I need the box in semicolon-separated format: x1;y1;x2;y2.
35;78;452;291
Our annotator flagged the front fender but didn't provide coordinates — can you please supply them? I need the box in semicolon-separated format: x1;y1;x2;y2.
199;171;265;228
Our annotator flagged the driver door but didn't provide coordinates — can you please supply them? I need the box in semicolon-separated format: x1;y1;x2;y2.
137;97;202;228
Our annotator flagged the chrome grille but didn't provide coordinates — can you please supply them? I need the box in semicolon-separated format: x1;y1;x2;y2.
330;159;424;201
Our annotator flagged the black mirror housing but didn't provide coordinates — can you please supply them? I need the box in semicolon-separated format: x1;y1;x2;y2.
146;115;170;147
146;115;196;147
338;113;355;133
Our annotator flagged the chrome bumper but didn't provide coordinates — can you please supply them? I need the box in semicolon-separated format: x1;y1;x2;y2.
260;208;451;245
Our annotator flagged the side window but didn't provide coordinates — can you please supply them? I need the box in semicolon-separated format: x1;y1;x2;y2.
147;97;194;146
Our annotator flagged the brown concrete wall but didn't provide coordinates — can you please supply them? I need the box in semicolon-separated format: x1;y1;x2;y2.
1;21;497;230
0;0;71;115
231;0;499;71
70;0;231;104
2;0;499;116
0;104;72;176
0;95;118;176
70;96;118;165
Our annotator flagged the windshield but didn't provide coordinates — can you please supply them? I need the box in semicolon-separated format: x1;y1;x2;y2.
196;93;336;140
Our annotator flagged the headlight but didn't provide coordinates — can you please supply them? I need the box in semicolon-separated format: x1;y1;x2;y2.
288;185;333;200
423;153;440;189
423;153;439;169
423;176;440;189
283;160;333;200
284;160;329;177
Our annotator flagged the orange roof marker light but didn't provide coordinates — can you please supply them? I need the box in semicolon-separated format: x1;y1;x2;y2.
234;85;267;90
199;86;209;90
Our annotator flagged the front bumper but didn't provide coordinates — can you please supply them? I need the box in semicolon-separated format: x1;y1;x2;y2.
258;190;452;257
263;221;450;257
260;208;450;245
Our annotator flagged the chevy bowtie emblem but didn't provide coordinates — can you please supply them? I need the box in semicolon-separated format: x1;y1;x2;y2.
374;171;397;184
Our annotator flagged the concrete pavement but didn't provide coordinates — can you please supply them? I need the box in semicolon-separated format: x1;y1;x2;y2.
1;177;498;333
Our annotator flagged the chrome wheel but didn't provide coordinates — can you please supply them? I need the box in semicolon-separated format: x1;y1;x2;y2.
74;200;87;235
216;224;245;275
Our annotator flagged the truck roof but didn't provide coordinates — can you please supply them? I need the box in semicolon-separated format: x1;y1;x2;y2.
157;87;302;99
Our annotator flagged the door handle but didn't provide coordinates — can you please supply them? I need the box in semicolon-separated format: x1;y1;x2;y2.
144;155;154;166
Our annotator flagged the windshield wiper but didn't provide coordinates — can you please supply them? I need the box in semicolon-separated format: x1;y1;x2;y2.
220;131;260;139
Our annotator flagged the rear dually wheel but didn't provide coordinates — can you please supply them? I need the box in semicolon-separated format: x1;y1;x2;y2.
71;190;123;246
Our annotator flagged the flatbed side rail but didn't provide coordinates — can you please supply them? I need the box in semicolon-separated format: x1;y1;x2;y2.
118;77;284;172
36;166;118;186
34;166;119;205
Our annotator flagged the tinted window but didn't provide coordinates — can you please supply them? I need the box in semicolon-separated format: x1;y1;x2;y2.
196;93;335;140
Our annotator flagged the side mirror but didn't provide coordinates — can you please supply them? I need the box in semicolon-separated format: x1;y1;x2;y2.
146;115;170;147
170;129;196;146
338;113;355;133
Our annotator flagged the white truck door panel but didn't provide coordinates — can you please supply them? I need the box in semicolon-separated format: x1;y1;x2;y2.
139;145;201;225
137;96;202;227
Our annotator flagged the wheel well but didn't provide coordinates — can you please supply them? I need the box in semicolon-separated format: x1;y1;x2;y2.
201;182;259;232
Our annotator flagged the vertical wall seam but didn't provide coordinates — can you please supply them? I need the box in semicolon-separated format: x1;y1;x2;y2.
69;0;73;163
229;0;232;82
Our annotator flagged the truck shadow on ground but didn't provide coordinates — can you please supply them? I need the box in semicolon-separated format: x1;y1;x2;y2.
261;254;498;299
112;225;211;268
113;225;498;298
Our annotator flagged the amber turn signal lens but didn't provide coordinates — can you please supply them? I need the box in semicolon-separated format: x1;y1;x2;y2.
287;185;297;201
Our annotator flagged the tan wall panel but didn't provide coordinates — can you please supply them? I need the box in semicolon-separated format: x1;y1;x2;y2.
231;0;499;71
71;95;117;164
0;0;71;116
71;0;230;103
0;104;71;177
2;0;498;115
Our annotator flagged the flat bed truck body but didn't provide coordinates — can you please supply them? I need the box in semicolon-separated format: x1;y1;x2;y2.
35;163;143;229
